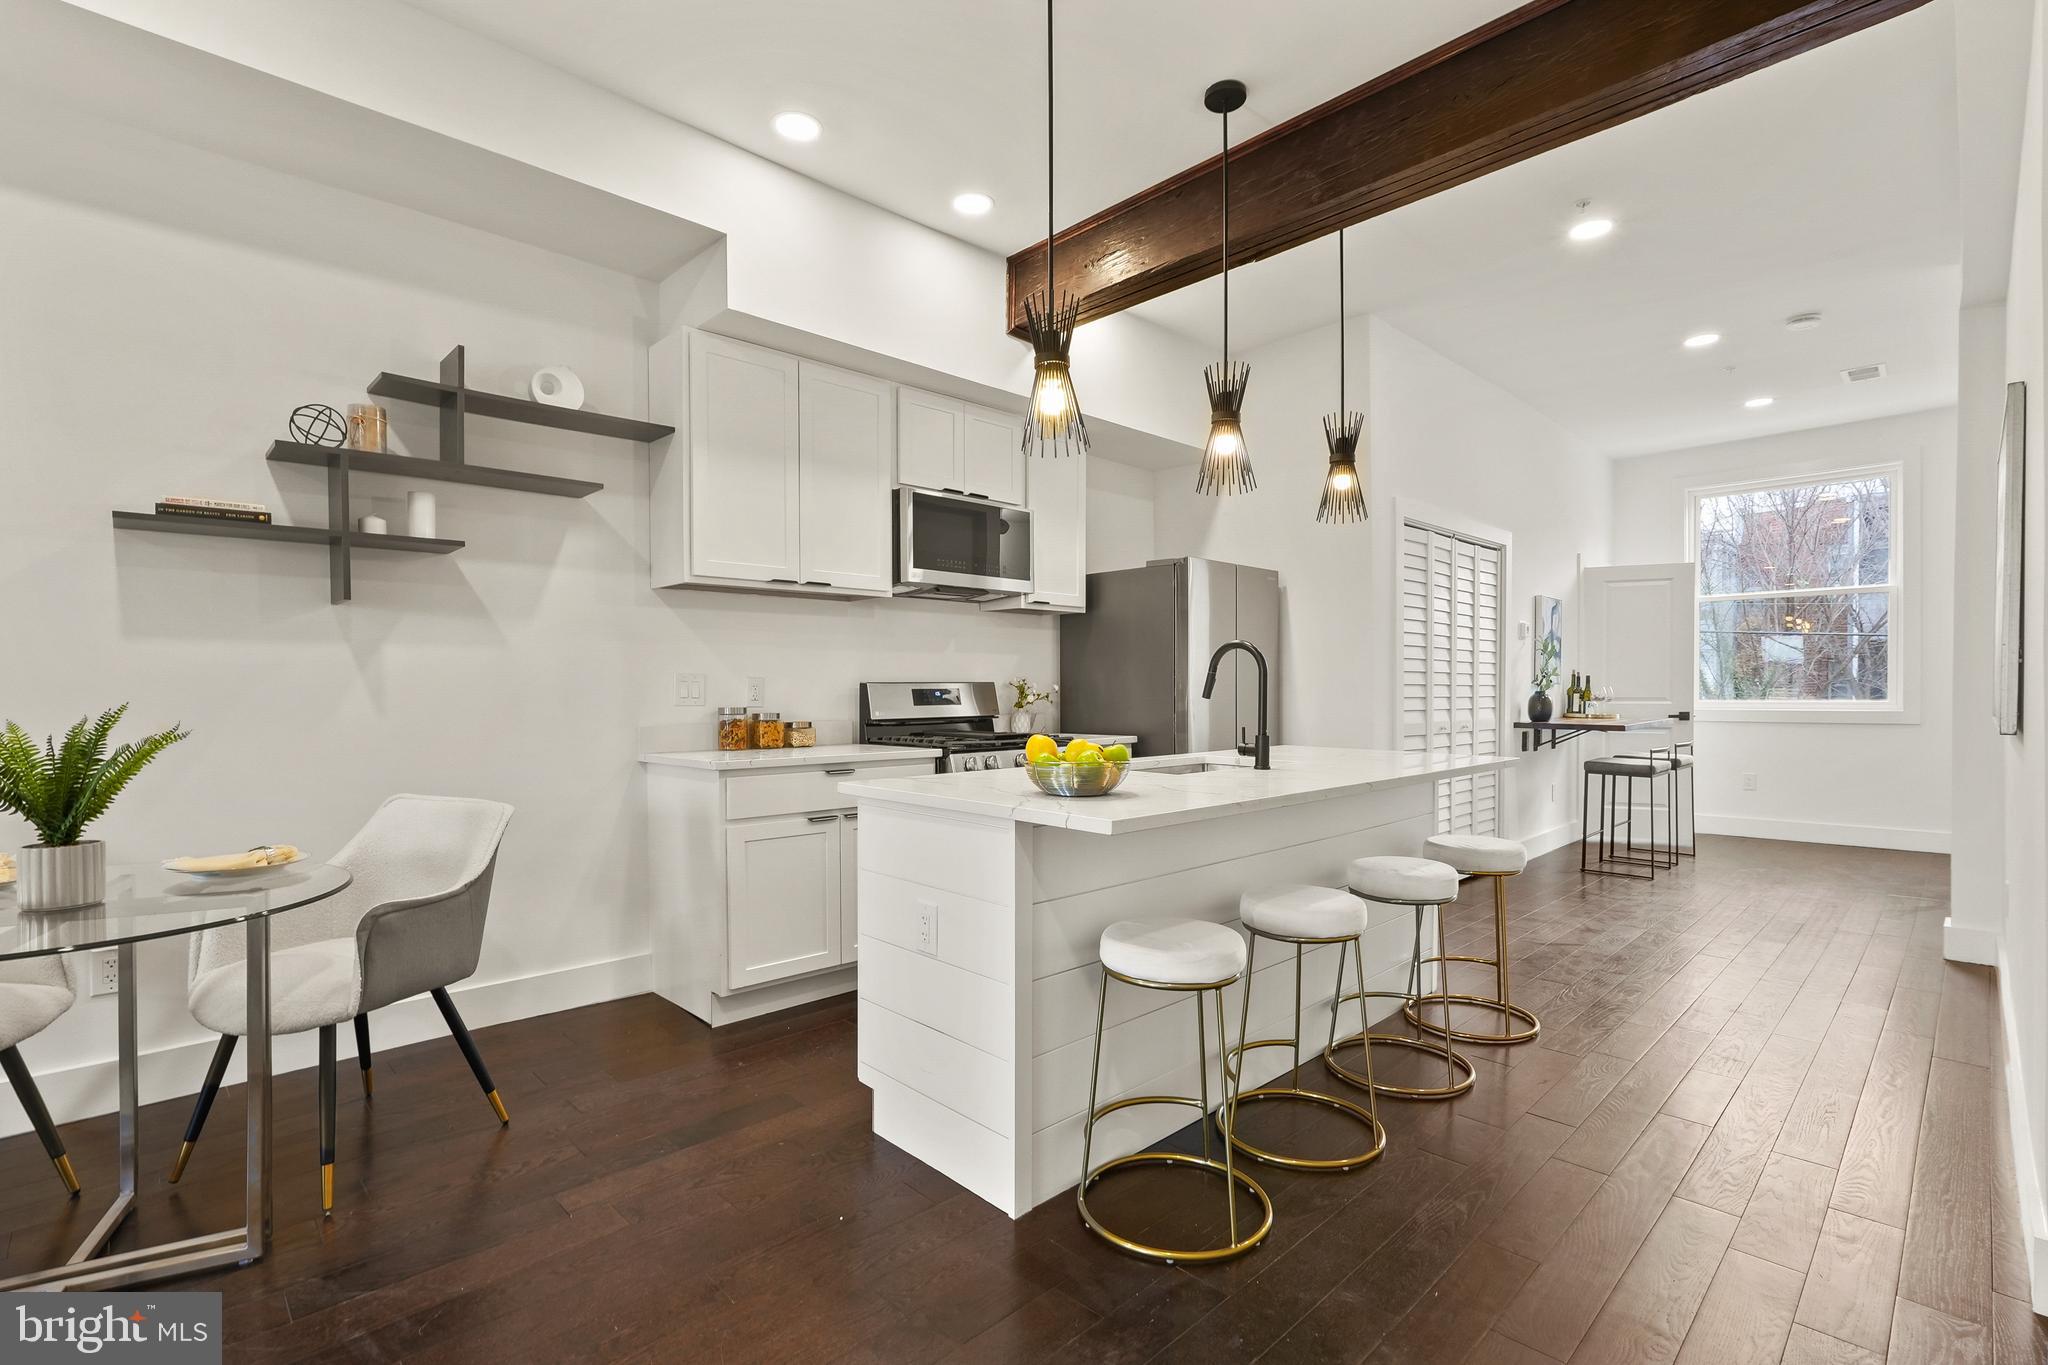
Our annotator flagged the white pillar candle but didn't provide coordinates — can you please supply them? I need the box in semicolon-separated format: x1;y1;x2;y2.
406;491;437;539
357;515;388;536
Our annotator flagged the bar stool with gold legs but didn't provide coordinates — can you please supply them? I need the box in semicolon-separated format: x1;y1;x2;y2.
1078;919;1274;1264
1328;856;1475;1100
1405;835;1539;1045
1216;885;1387;1171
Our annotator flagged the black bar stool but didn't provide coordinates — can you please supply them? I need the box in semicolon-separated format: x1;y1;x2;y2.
1580;756;1676;879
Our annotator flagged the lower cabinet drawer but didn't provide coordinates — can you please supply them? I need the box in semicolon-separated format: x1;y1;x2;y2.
723;761;929;821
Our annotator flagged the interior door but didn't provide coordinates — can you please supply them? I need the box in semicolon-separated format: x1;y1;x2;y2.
1401;521;1503;835
724;815;841;990
689;333;800;583
797;361;893;593
1581;561;1698;844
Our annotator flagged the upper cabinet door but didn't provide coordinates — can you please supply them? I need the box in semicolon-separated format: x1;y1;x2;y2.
1025;448;1086;609
962;404;1026;505
896;387;963;492
798;362;894;594
690;334;801;583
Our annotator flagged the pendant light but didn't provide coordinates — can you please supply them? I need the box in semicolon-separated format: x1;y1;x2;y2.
1317;229;1368;524
1197;79;1254;495
1022;0;1087;456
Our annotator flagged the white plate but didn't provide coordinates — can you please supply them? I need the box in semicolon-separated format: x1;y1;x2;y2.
162;851;304;879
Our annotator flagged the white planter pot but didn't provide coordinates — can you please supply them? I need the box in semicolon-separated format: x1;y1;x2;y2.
1009;709;1037;735
17;840;106;911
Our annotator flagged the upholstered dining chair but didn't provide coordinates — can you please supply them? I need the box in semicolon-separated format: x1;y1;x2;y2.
167;794;514;1214
0;957;81;1196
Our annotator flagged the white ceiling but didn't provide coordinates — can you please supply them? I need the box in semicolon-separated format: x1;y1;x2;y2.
1130;0;1962;455
398;0;1521;256
405;0;1962;458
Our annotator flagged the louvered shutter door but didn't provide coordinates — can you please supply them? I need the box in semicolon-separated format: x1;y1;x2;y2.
1401;521;1504;837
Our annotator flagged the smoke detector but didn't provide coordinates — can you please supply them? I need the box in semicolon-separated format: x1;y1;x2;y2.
1841;363;1888;385
1785;311;1824;332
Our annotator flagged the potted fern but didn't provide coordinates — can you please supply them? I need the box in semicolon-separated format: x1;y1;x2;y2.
0;707;188;910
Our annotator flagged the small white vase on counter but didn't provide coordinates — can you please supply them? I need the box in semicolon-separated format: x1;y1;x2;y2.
1009;709;1036;734
406;491;437;539
16;841;106;911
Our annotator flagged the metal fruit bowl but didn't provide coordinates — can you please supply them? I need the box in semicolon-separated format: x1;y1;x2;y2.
1025;759;1130;798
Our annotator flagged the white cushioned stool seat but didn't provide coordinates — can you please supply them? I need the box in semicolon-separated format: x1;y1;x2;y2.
1424;834;1528;877
1099;920;1247;985
189;939;361;1036
0;959;75;1051
1240;884;1366;939
1346;855;1460;904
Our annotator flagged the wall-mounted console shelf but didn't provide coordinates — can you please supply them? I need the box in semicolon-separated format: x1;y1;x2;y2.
112;343;670;603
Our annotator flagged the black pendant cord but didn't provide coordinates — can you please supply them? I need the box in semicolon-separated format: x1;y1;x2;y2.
1337;230;1345;413
1046;0;1054;308
1221;107;1230;366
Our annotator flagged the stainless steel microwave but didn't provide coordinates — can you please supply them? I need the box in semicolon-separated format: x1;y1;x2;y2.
894;487;1032;600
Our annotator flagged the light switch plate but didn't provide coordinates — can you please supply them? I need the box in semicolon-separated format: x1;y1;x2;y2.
675;672;707;706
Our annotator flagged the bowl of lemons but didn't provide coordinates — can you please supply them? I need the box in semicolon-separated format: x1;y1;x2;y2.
1022;735;1132;797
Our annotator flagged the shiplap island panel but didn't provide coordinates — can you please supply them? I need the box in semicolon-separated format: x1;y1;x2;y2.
841;746;1514;1216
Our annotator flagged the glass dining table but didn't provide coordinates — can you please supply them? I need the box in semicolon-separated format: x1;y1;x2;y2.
0;860;351;1291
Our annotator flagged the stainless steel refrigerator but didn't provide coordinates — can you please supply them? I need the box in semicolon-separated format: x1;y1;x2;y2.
1058;557;1280;758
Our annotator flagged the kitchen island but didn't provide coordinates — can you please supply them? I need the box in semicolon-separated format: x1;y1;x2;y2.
839;745;1513;1216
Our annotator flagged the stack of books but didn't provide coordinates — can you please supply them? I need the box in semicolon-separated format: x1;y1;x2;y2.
154;496;271;525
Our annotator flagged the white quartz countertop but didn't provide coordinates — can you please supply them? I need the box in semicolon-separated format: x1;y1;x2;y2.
639;744;940;771
838;745;1513;835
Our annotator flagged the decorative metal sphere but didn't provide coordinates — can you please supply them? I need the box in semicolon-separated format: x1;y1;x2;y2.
289;403;348;448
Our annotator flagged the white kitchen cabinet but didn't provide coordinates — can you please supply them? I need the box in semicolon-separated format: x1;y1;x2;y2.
797;362;893;593
985;444;1087;613
643;749;932;1026
725;814;842;989
895;387;1025;504
684;332;800;584
648;331;892;598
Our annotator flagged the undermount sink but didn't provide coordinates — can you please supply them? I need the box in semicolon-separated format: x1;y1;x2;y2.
1145;761;1250;775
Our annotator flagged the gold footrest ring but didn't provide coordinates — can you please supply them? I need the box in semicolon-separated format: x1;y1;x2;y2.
1325;1030;1476;1100
1214;1086;1387;1171
1403;993;1541;1045
1075;1152;1274;1264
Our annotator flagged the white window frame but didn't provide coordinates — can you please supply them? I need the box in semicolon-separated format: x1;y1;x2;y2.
1685;460;1912;724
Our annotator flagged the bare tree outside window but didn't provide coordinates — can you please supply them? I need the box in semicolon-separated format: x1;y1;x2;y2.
1694;472;1894;704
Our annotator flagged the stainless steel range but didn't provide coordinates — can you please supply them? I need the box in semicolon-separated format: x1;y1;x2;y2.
858;682;1134;773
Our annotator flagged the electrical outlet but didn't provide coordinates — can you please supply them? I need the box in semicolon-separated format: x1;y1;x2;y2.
91;950;119;998
674;672;706;706
914;900;938;956
1742;772;1759;792
746;676;767;706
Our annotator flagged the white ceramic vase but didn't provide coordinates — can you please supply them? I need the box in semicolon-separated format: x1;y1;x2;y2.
406;491;437;539
16;841;106;911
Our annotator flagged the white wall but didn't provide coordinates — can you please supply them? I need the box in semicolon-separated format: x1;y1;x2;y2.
1086;457;1159;575
1608;408;1957;853
0;116;1067;1135
1152;315;1610;853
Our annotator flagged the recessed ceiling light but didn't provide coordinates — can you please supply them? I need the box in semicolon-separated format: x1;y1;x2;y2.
772;111;822;143
1744;396;1775;409
1683;332;1722;350
1567;217;1615;243
951;192;994;217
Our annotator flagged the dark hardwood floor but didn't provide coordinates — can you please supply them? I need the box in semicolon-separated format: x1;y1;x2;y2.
2;836;2042;1363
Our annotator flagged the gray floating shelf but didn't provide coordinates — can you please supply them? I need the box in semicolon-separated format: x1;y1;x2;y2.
265;442;602;499
112;512;464;555
368;368;673;442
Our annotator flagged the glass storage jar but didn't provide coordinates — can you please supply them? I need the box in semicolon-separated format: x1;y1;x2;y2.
716;706;752;751
785;721;816;748
750;711;785;749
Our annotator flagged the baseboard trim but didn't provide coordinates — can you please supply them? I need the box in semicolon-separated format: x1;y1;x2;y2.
1943;918;2000;966
0;951;651;1139
1521;820;1577;861
1695;813;1950;853
1996;941;2048;1312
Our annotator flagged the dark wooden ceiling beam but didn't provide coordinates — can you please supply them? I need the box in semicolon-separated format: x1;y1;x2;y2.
1005;0;1933;336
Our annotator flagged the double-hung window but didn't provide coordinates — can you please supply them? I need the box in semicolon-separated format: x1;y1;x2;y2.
1691;465;1901;714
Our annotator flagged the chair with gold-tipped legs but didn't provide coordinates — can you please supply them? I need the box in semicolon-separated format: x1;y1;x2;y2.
1;957;82;1197
1217;886;1386;1171
1078;919;1273;1265
168;795;514;1215
1329;856;1475;1101
1403;834;1539;1046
